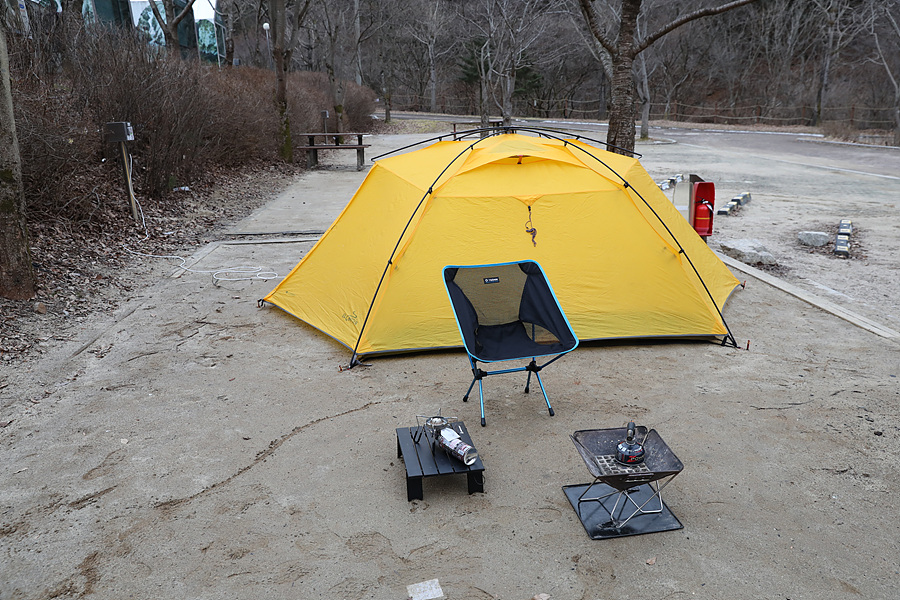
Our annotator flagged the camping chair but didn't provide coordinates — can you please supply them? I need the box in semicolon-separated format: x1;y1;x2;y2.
443;260;579;426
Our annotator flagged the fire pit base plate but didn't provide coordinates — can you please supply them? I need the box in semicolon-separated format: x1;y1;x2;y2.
563;482;683;540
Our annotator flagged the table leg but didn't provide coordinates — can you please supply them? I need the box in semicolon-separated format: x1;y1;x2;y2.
407;475;423;501
467;471;484;494
356;147;365;170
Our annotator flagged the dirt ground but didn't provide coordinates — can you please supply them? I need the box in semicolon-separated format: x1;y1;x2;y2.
1;121;899;600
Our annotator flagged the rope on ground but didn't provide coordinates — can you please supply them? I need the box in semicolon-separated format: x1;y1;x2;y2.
123;185;281;285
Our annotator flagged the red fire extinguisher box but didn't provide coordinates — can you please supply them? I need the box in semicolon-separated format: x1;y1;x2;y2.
689;175;715;239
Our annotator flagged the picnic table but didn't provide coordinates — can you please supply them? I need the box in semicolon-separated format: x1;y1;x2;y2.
297;132;370;170
451;120;503;138
396;421;485;501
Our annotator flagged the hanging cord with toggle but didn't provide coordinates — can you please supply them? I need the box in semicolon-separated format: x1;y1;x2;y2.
525;205;537;246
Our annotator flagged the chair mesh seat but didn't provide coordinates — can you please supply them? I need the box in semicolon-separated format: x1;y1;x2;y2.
474;321;569;362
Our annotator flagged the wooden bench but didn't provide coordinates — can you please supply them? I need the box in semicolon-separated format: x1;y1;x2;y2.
396;421;485;501
297;133;370;171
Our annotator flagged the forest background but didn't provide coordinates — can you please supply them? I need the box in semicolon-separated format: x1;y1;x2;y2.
0;0;899;307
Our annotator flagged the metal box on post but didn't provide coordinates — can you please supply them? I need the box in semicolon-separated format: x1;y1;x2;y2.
105;122;138;222
105;121;134;143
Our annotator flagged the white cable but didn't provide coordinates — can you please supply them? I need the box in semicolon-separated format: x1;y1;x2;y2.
123;245;281;284
123;153;281;285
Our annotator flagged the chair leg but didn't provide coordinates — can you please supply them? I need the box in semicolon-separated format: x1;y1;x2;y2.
524;370;532;394
463;377;477;402
477;378;486;426
533;370;555;416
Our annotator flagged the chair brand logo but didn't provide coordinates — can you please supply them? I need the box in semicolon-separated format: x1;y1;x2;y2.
483;277;500;284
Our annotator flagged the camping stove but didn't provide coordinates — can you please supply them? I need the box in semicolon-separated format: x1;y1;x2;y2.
416;413;479;466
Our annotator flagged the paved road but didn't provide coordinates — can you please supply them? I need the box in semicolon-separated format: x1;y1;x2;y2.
392;111;900;179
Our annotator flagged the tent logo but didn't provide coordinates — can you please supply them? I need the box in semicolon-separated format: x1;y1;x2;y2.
483;277;500;284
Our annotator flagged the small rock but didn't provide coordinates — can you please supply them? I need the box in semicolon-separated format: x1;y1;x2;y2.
33;302;48;314
798;231;830;247
532;595;551;600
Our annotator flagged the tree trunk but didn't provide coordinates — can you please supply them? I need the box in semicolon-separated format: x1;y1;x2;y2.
354;0;363;86
148;0;197;55
501;67;515;126
606;0;641;154
429;44;438;113
816;19;835;126
478;45;491;127
224;0;235;68
70;0;85;21
0;28;36;300
638;53;651;140
894;101;900;147
607;53;637;154
479;75;490;127
271;0;292;162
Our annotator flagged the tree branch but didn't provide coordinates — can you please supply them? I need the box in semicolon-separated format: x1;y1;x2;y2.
173;0;199;27
636;0;759;56
577;0;616;56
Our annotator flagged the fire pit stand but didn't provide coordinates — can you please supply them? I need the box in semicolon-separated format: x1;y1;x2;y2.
563;426;684;540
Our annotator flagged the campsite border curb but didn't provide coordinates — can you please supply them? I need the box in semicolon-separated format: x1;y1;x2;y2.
716;252;900;342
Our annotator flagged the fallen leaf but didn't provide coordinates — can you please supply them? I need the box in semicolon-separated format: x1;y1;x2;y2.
646;556;657;565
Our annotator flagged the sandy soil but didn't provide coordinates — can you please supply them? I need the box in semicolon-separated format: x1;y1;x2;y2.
1;122;898;600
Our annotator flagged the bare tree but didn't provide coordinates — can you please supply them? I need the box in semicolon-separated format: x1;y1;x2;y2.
812;0;869;125
0;27;36;300
870;0;900;145
147;0;200;52
317;0;353;133
407;0;455;113
461;0;568;126
576;0;759;155
270;0;313;161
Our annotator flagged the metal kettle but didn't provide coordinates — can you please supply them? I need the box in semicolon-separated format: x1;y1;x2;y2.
615;421;646;465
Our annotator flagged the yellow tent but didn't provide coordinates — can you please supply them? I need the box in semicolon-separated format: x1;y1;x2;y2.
263;131;740;362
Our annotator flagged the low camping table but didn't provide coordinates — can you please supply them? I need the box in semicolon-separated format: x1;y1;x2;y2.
563;426;684;540
396;421;484;501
